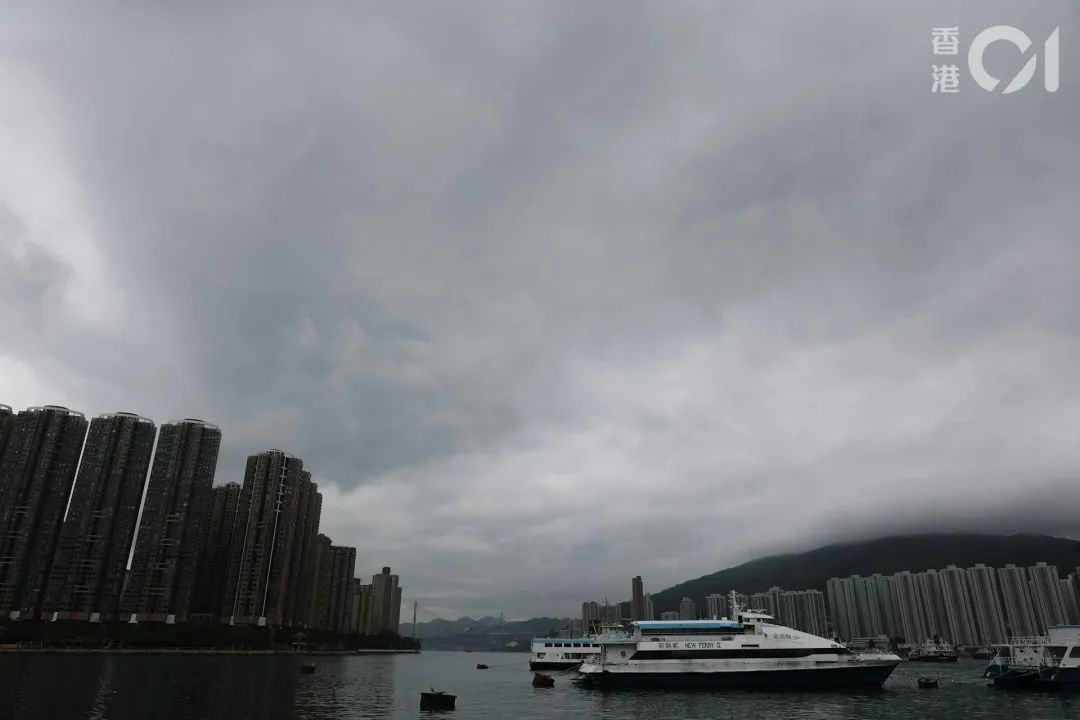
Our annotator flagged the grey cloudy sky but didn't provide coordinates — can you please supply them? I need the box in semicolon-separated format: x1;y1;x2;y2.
2;2;1079;619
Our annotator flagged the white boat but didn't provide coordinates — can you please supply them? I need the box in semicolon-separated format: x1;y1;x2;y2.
576;592;900;689
983;625;1080;690
530;637;601;670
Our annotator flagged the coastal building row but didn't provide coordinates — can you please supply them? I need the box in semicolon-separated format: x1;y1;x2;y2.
0;403;403;634
825;562;1080;646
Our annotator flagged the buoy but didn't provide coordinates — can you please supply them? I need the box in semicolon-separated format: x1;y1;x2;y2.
420;690;456;710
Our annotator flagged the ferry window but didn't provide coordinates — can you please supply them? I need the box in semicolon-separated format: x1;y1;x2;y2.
1071;647;1080;658
620;651;626;657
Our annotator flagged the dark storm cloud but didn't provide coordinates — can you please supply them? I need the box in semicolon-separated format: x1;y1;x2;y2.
2;1;1079;617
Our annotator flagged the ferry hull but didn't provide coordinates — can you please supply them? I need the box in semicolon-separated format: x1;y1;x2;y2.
986;665;1080;691
530;660;583;671
576;662;899;690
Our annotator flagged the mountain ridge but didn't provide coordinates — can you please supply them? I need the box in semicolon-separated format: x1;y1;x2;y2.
644;532;1080;614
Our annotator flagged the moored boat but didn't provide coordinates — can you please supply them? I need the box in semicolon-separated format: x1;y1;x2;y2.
984;626;1080;690
530;637;600;670
908;639;959;662
576;592;900;690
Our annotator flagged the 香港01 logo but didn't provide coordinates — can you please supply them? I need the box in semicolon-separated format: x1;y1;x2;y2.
931;25;1060;94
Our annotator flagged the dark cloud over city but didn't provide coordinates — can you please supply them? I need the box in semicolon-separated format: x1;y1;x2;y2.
2;2;1079;618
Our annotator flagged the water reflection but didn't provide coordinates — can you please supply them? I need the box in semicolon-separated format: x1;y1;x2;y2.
2;654;1080;719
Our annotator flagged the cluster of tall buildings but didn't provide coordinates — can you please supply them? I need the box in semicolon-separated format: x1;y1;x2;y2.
0;404;403;635
700;588;829;637
826;562;1080;646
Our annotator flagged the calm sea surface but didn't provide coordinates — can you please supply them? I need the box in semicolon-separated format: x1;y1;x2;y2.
1;653;1079;719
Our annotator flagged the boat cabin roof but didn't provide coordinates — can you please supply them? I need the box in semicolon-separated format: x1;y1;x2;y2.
633;620;744;630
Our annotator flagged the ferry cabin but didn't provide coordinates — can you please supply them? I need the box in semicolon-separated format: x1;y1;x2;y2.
530;638;600;670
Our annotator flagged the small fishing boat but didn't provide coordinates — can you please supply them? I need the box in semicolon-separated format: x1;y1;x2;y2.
420;689;456;710
918;677;939;688
475;664;489;670
299;661;316;674
532;672;555;688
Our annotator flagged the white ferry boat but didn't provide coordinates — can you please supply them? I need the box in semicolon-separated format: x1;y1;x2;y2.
530;637;601;670
576;593;900;689
983;625;1080;690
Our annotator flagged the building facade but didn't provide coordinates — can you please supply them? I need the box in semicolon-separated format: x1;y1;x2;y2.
191;481;242;620
631;576;644;621
43;412;156;621
317;545;356;632
679;596;696;621
997;564;1040;637
1029;562;1069;631
222;450;306;626
0;406;89;619
369;566;401;634
123;419;222;622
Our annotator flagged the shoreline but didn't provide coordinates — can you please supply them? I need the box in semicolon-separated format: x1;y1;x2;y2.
0;647;420;656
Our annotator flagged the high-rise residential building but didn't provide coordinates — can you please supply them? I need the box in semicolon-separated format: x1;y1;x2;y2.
293;476;323;629
581;600;600;631
600;602;621;624
777;589;828;637
660;611;680;621
191;482;242;620
679;596;696;621
967;564;1008;645
317;545;356;632
914;570;949;641
706;593;726;620
1028;563;1069;631
307;534;332;628
369;566;401;634
851;576;884;638
0;406;89;620
803;589;830;637
43;412;156;621
353;580;373;633
749;592;768;614
284;472;322;628
0;404;14;461
631;576;645;620
871;574;902;638
392;586;402;631
222;450;305;626
826;577;860;640
1064;577;1080;625
997;564;1040;637
937;565;979;646
123;419;221;622
765;586;784;622
892;571;930;644
643;592;655;621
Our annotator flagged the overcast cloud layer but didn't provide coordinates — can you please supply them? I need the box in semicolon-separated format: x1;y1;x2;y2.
2;2;1079;619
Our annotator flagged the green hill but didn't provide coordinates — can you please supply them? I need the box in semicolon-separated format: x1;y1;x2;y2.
647;532;1080;615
